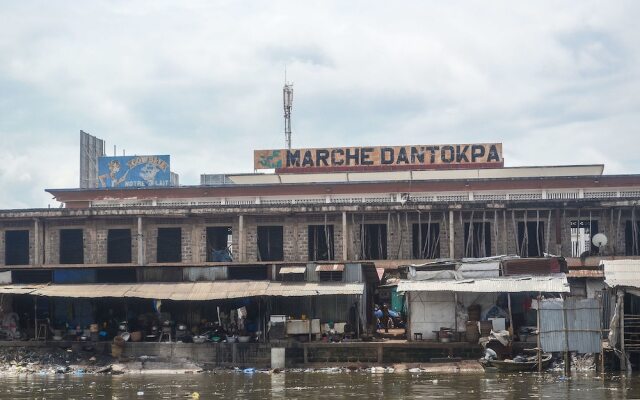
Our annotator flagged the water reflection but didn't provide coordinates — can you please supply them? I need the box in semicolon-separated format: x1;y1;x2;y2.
0;372;637;399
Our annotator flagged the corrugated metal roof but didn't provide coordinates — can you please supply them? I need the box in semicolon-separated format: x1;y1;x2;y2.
315;264;345;272
25;281;364;300
279;266;307;274
603;260;640;288
397;274;569;293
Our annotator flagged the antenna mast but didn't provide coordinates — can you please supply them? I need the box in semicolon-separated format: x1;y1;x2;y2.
283;72;294;150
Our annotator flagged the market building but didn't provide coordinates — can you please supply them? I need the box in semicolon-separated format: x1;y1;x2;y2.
0;135;639;367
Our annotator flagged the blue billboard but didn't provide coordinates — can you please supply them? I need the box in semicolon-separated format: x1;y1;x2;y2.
97;155;171;188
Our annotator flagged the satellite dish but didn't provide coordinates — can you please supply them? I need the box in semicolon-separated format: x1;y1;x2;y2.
592;233;608;248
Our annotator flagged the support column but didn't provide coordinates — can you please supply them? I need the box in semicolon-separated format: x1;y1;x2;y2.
238;215;245;262
137;217;145;265
342;212;348;261
448;210;455;258
33;218;40;266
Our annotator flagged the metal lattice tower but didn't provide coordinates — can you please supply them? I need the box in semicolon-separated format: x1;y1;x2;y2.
283;81;293;150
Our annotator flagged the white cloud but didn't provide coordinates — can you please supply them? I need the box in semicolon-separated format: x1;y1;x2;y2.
0;1;639;207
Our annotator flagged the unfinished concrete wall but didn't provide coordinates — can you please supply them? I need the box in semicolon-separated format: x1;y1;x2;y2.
93;218;138;264
43;219;87;264
144;218;193;264
408;291;455;340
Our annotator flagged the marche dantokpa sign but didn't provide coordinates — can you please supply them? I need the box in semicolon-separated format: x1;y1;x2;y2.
254;143;503;172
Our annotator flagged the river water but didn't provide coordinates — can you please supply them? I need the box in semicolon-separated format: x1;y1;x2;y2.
1;371;637;399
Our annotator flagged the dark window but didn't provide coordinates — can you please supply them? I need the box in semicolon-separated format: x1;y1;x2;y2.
60;229;84;264
5;230;29;265
206;227;232;262
12;270;52;284
571;220;599;257
463;222;492;258
157;228;182;263
107;229;132;264
228;266;268;280
360;224;387;260
308;225;335;261
412;223;440;259
517;221;545;257
257;226;283;261
319;271;343;282
280;272;305;282
625;221;640;256
96;268;137;283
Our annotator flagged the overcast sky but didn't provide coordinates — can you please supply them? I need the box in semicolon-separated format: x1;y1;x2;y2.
1;1;639;209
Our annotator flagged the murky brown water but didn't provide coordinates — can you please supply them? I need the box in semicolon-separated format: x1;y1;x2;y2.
0;371;637;399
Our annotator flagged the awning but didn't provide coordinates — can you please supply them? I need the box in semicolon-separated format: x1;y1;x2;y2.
279;266;307;274
603;260;640;288
24;281;364;300
397;274;570;293
0;284;44;295
36;284;131;298
266;282;364;296
315;264;344;272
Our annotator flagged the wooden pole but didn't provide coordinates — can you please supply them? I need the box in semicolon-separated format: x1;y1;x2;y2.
537;292;542;373
507;293;514;337
454;293;459;334
620;290;627;371
562;294;571;375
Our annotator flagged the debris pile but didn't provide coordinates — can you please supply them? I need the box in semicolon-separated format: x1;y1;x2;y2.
0;346;114;376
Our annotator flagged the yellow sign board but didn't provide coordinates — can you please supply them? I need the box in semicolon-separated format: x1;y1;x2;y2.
254;143;503;172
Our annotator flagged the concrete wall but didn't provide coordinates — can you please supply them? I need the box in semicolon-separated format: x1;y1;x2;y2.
408;291;456;340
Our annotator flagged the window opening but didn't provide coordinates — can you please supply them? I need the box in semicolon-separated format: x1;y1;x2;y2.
308;225;334;261
517;221;544;257
412;223;440;259
463;222;492;258
625;221;640;256
107;229;132;263
257;226;284;261
360;224;387;260
570;220;599;257
318;271;343;282
157;227;182;263
5;230;29;265
60;229;84;264
206;226;233;262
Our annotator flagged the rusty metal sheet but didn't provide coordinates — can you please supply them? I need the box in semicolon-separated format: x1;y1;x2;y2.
502;258;564;275
315;264;345;272
567;269;604;278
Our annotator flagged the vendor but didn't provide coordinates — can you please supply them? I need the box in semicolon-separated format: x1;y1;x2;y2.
485;295;510;325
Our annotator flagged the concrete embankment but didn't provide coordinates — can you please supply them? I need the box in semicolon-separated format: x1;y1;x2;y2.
0;341;486;375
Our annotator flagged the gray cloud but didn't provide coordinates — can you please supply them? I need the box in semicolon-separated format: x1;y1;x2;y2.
1;1;639;208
